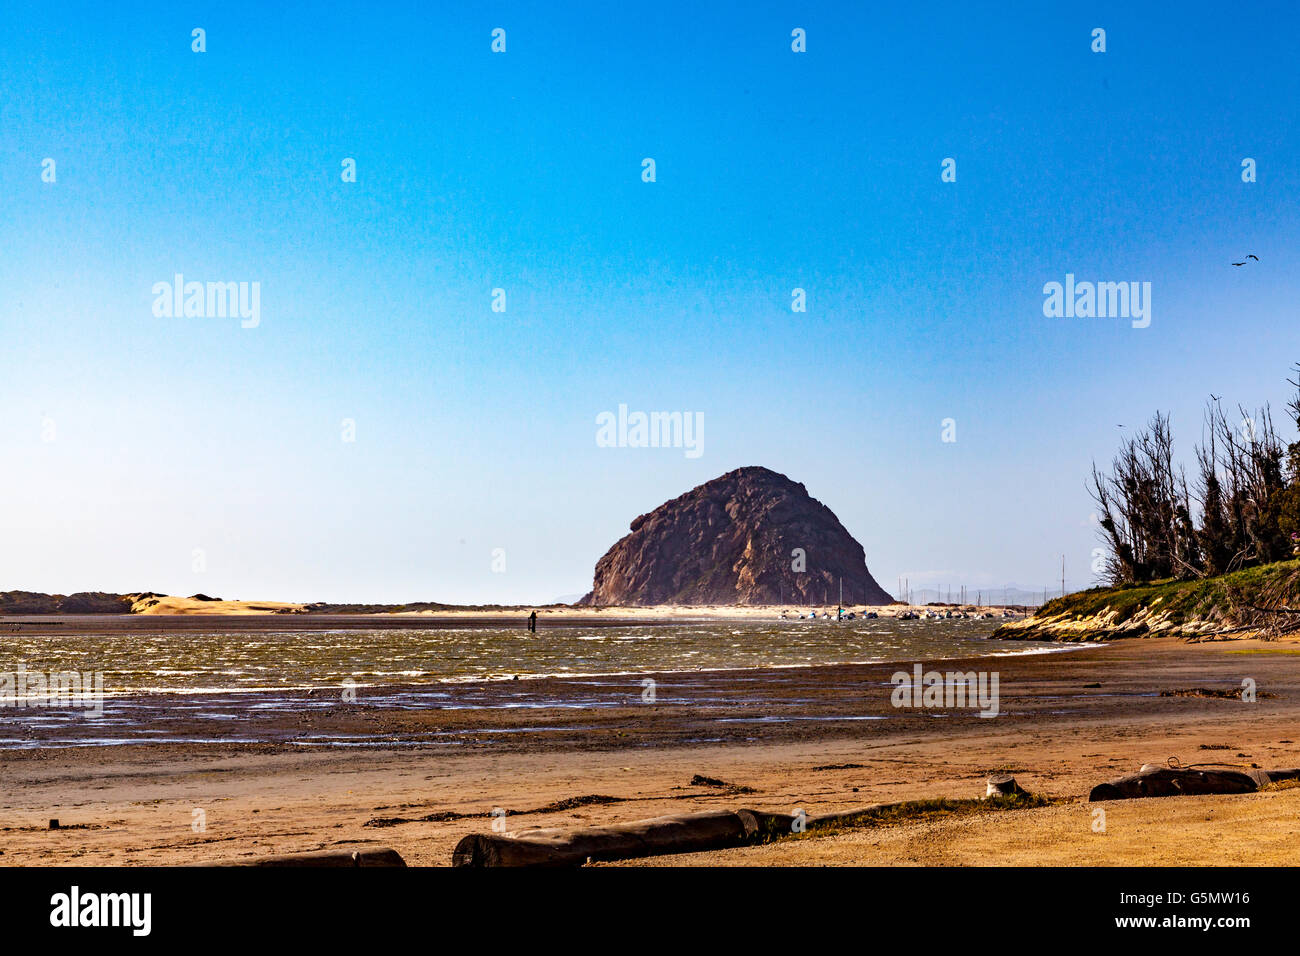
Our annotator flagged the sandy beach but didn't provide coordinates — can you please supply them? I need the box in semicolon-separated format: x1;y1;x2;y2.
3;622;1298;867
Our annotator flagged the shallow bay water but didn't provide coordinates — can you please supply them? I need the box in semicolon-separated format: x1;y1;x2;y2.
2;617;1041;695
0;618;1081;749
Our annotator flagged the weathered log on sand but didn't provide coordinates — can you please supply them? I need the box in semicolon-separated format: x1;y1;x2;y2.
453;809;793;867
207;847;406;867
985;775;1027;798
452;802;975;866
454;786;1054;866
1087;764;1285;801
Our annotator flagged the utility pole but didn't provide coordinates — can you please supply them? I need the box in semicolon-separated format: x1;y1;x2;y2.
1062;555;1066;598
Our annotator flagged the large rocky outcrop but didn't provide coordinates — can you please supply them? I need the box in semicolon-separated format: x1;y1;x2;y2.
579;466;892;606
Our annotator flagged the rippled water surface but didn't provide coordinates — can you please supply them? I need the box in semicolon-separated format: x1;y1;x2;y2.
1;618;1045;697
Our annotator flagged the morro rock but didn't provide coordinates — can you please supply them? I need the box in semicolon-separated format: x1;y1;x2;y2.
579;466;893;606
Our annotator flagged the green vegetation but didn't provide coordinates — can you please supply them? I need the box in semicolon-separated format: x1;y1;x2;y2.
1036;560;1300;630
1090;365;1300;586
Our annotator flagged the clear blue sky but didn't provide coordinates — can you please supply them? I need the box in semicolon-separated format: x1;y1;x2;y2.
2;1;1298;603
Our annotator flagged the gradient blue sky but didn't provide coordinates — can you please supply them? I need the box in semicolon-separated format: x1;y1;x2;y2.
3;1;1298;603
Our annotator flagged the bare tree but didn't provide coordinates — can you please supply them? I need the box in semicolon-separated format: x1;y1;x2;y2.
1090;413;1197;584
1093;366;1300;586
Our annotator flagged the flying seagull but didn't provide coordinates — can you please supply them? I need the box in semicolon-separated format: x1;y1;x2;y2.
1232;254;1260;266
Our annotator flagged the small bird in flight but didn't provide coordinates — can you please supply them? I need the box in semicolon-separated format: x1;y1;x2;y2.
1232;254;1260;266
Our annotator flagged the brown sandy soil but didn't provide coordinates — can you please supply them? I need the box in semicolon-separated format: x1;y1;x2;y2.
2;635;1298;866
610;787;1300;866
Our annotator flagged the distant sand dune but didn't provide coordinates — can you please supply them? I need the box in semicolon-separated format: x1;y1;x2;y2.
128;595;305;616
120;598;999;620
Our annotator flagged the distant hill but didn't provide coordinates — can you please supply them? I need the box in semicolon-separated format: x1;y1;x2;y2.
0;591;572;616
905;586;1060;607
579;466;893;606
0;591;135;614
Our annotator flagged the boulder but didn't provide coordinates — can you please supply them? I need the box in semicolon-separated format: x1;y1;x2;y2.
579;466;891;606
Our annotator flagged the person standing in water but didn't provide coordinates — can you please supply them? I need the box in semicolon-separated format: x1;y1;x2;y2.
527;610;537;633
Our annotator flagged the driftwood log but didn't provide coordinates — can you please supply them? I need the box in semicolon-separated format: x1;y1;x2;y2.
204;847;406;867
1088;764;1300;801
452;796;1016;867
453;809;794;867
454;777;1050;867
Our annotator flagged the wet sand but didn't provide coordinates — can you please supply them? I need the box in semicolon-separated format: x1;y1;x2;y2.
3;630;1299;865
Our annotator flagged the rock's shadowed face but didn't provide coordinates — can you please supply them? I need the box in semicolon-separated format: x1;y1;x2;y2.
579;466;891;607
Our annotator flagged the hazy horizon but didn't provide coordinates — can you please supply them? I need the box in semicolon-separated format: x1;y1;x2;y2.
4;1;1299;604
